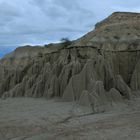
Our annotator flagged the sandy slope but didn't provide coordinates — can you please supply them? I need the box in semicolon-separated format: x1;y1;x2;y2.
0;97;140;140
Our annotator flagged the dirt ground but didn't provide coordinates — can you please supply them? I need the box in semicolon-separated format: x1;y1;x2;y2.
0;97;140;140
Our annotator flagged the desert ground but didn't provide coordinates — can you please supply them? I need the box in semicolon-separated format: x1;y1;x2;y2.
0;96;140;140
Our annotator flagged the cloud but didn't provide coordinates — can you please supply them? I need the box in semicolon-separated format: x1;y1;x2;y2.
0;0;140;49
110;0;140;8
0;2;21;26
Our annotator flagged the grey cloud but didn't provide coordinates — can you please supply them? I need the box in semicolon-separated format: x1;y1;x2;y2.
32;0;94;24
53;0;94;22
0;2;21;26
0;0;140;50
53;0;79;10
110;0;140;8
0;2;20;17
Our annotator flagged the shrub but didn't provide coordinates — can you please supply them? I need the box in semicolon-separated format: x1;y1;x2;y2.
60;38;72;47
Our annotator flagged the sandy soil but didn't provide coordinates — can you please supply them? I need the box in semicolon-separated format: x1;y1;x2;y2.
0;97;140;140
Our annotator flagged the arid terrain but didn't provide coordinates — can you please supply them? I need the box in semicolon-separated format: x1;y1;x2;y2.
0;96;140;140
1;12;140;140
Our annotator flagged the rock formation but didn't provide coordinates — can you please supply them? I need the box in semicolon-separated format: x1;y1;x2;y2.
1;12;140;113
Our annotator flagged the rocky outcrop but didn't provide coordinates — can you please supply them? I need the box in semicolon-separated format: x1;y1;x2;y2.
79;82;124;113
1;12;140;113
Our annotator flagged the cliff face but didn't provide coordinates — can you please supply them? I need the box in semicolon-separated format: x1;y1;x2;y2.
0;12;140;113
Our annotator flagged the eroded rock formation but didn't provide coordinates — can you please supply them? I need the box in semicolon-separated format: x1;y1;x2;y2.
1;12;140;113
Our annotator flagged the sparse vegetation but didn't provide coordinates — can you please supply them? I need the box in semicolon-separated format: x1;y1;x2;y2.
60;37;72;47
44;38;72;48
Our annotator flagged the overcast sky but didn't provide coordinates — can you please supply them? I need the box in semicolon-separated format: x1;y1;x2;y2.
0;0;140;48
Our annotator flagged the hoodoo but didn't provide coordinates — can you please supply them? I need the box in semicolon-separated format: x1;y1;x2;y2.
1;12;140;112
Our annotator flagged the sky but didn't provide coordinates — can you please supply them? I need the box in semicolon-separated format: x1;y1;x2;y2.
0;0;140;56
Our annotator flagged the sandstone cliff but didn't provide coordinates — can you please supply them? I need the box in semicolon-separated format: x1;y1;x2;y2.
1;12;140;113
